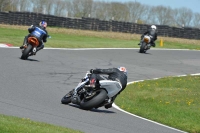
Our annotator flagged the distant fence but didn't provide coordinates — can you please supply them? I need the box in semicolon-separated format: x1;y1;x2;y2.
0;11;200;40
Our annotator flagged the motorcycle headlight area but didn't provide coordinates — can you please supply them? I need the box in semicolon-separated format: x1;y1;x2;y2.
144;37;149;43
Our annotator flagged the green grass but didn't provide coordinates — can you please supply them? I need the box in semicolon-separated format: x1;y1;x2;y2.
0;114;83;133
158;41;200;50
0;25;200;49
115;75;200;133
0;27;137;48
47;33;135;48
0;28;26;45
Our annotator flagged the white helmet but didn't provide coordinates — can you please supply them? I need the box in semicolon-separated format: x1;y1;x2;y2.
151;25;156;30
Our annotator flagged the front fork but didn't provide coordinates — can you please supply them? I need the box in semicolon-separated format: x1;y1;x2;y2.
71;78;89;104
74;78;89;95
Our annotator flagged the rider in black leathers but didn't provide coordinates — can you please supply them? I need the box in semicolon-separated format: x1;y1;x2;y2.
89;67;128;109
138;25;157;47
20;20;48;55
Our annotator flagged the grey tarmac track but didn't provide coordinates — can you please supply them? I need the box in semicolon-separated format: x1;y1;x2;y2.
0;47;199;133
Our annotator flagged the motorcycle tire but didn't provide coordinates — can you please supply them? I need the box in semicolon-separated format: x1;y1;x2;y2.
61;93;72;104
139;42;146;53
80;89;107;110
21;44;32;60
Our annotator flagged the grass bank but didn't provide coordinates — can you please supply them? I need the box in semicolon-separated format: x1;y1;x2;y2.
0;24;200;49
115;75;200;133
0;114;83;133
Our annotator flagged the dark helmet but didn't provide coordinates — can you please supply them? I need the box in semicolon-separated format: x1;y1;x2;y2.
118;67;127;76
39;21;47;28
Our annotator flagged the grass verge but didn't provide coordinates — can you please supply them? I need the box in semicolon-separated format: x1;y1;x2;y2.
0;24;200;50
115;75;200;133
0;114;83;133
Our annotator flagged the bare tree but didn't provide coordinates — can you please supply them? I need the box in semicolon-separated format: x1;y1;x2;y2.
91;1;110;20
0;0;198;28
125;1;148;23
54;0;67;17
109;2;129;21
65;0;73;17
193;13;200;28
172;7;193;27
82;0;93;17
45;0;54;15
65;0;93;18
31;0;49;13
18;0;32;12
68;0;82;17
0;0;11;11
151;6;173;25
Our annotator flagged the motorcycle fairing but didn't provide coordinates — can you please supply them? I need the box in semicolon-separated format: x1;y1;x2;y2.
99;80;122;98
143;35;151;43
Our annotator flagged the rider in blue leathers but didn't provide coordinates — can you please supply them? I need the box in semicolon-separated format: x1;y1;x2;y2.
20;21;48;55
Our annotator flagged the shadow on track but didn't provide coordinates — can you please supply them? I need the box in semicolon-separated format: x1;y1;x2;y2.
65;104;115;114
19;57;39;62
137;51;152;55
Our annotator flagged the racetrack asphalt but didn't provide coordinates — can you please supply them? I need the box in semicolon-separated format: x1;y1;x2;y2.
0;47;199;133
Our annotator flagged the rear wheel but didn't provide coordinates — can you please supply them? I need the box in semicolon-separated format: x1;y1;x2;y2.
21;44;32;60
80;89;107;110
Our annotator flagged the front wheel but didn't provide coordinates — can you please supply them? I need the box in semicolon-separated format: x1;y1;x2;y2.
61;92;72;104
139;42;147;53
80;89;107;110
21;44;32;60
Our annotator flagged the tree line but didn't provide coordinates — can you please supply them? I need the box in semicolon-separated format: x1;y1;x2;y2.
0;0;200;28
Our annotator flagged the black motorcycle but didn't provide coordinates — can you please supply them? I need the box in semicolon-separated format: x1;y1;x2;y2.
61;72;122;110
139;34;152;53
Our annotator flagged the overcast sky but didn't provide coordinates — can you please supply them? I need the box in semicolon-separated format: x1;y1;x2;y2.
102;0;200;13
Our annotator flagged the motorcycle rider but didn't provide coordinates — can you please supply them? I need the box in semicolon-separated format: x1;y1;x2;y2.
88;67;128;109
19;20;48;55
63;67;127;109
138;25;157;47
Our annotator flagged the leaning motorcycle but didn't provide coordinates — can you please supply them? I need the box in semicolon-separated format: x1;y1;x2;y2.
20;36;39;60
61;72;122;110
139;35;152;53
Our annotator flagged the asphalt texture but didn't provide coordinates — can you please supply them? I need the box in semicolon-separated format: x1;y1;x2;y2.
0;47;199;133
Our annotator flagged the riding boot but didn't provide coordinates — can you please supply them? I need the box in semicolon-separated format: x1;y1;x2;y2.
33;45;44;55
151;42;156;47
105;95;117;109
36;44;44;52
138;40;142;45
20;36;28;49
